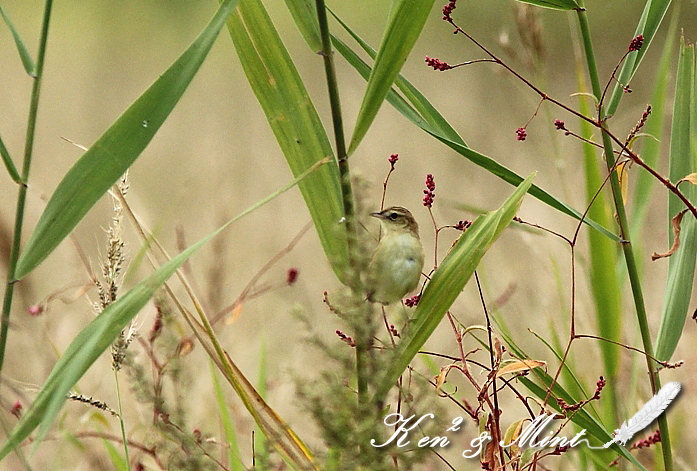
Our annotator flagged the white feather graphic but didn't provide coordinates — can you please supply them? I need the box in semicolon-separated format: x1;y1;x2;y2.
604;382;681;448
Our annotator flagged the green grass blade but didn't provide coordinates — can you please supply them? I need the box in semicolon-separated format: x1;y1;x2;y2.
516;0;581;10
0;3;36;76
330;20;618;242
255;339;270;468
225;0;348;284
347;0;435;154
0;134;21;184
0;161;324;462
606;0;673;117
14;0;240;280
328;9;464;146
3;241;208;459
630;11;678;240
655;39;697;361
102;439;129;471
578;82;621;423
211;362;244;471
283;0;321;51
373;174;534;401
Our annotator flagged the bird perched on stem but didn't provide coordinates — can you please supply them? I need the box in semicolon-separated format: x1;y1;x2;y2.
367;207;424;305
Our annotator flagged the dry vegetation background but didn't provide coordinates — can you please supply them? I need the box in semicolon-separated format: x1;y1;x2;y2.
1;0;697;469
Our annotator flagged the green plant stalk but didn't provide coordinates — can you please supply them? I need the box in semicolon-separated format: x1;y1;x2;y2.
575;6;672;471
0;0;53;375
113;369;131;471
315;0;367;405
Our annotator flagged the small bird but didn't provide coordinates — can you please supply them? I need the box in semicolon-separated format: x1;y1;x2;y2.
367;206;425;305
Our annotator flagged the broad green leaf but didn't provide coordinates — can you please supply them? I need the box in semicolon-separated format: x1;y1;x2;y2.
655;39;697;361
0;3;36;76
577;75;621;420
606;0;673;117
347;0;435;154
0;159;325;462
14;0;240;280
226;0;348;284
516;0;581;10
283;0;321;51
374;174;534;401
328;9;464;146
0;134;21;183
330;16;619;242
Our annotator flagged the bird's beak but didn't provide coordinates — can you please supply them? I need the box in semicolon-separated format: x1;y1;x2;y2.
370;211;383;219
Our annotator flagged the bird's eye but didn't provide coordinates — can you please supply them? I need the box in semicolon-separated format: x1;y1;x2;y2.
389;212;399;220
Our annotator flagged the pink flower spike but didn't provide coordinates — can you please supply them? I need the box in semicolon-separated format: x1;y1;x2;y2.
516;127;527;141
423;174;436;208
442;0;457;21
425;56;453;71
628;34;644;52
388;153;399;169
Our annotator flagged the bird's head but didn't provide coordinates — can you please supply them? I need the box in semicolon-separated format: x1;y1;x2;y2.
370;206;419;237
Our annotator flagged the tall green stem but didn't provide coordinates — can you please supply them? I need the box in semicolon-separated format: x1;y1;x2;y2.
0;0;54;376
575;6;672;470
314;0;367;404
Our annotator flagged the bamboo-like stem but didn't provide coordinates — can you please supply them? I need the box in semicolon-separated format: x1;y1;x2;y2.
0;0;54;375
315;0;368;416
575;6;672;470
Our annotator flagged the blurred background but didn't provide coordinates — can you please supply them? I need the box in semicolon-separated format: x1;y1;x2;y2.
1;0;697;469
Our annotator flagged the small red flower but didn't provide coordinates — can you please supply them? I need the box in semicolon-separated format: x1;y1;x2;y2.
405;295;420;307
628;34;644;52
287;268;299;285
442;0;457;21
454;220;471;231
425;56;453;71
554;119;565;130
516;127;527;141
423;174;436;208
27;304;43;316
388;153;399;169
10;401;22;419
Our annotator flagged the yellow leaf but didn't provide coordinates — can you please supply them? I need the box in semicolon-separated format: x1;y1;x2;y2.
616;159;630;204
652;209;688;261
677;172;697;186
496;359;546;378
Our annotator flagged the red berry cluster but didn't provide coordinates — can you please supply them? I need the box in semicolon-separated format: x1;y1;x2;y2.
633;429;660;449
425;56;453;71
554;119;566;130
592;376;606;400
442;0;457;21
455;220;472;231
388;153;399;170
405;295;420;307
336;329;356;347
516;127;527;141
628;34;644;52
423;174;436;208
